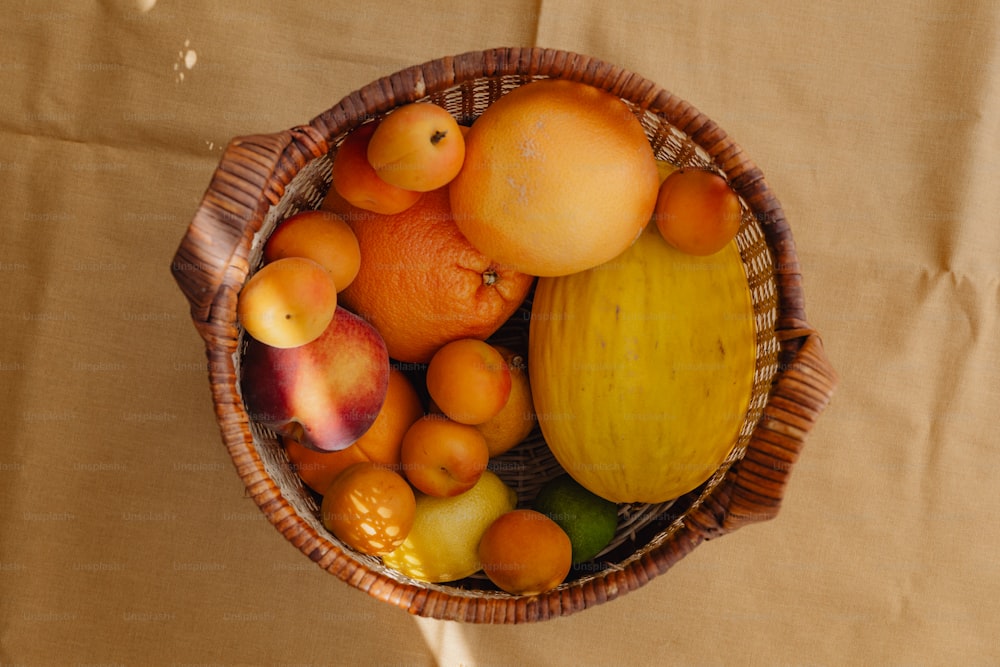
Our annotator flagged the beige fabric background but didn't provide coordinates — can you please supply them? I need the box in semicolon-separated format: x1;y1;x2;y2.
2;0;998;664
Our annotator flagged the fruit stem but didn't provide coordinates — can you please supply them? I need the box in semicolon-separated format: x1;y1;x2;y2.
285;420;306;442
430;130;447;145
481;270;498;286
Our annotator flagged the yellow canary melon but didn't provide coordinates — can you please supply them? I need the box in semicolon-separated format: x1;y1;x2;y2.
528;226;757;503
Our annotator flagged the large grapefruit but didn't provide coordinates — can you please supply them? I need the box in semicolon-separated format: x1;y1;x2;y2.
449;79;660;277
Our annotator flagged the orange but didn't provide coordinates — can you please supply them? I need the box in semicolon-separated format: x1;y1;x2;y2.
449;78;660;277
475;346;536;456
478;509;573;595
283;367;424;494
327;185;536;363
320;462;416;556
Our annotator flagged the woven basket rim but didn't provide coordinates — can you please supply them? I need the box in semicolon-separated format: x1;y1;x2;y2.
171;46;837;624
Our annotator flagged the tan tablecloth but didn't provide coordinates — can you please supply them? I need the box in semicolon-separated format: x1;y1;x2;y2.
3;1;998;664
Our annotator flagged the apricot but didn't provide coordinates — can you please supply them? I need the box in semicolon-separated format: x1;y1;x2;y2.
425;339;511;425
474;346;535;457
478;509;573;595
321;462;416;556
400;415;489;497
263;210;361;292
366;103;465;192
653;168;742;256
330;122;423;215
284;436;365;496
237;257;336;348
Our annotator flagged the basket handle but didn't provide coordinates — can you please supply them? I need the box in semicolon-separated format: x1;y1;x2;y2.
689;330;838;536
170;126;329;340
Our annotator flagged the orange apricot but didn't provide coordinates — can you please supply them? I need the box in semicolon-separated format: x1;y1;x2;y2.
237;257;336;348
400;415;489;497
474;346;535;456
425;339;511;425
653;168;742;256
478;509;573;595
366;103;465;192
330;122;423;215
320;462;416;556
263;210;361;292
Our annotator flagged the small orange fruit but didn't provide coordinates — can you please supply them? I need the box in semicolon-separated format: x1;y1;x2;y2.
653;168;742;256
320;462;416;556
328;186;535;363
237;256;336;348
474;346;536;456
366;102;465;192
425;339;511;425
400;415;489;497
283;367;424;494
478;509;573;595
264;210;362;292
284;436;363;496
450;78;659;277
352;366;425;450
329;122;423;215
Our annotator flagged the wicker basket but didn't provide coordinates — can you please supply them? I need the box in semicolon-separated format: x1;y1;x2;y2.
171;47;837;623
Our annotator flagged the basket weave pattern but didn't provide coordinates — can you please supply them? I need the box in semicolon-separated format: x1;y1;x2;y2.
172;48;837;623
